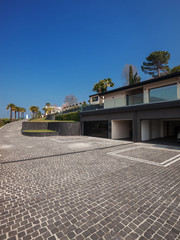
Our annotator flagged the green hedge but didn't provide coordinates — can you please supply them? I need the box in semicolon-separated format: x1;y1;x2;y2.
55;111;80;121
0;118;10;127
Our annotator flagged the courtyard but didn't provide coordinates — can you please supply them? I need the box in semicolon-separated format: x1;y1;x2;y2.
0;121;180;240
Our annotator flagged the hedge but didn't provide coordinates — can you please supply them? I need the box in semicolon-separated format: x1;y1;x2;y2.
55;111;80;121
0;118;11;127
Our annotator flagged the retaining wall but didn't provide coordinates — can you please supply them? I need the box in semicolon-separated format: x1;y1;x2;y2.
22;122;49;130
22;122;81;136
48;122;81;136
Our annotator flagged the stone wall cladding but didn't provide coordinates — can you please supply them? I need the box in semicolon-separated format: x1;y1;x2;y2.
22;122;49;130
22;122;81;136
48;122;81;135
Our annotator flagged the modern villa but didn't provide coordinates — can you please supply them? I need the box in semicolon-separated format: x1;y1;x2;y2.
80;71;180;142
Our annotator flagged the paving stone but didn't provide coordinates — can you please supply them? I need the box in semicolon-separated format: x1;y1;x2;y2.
1;121;180;240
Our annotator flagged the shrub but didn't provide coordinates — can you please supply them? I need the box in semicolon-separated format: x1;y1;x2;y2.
1;118;10;124
0;118;10;127
55;111;80;121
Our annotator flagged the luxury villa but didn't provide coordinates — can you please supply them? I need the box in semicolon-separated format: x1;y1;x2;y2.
80;71;180;143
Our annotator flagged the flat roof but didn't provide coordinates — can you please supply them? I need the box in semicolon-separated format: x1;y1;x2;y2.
89;71;180;97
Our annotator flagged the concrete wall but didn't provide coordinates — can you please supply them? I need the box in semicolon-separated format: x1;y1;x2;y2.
22;122;81;136
141;120;150;141
151;120;162;139
112;120;132;139
48;122;81;136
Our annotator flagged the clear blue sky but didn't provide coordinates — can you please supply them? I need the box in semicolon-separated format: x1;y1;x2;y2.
0;0;180;118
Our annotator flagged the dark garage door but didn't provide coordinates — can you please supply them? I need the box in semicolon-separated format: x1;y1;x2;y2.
84;121;108;138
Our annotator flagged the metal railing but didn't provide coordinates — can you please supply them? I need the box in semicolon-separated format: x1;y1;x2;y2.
80;104;104;112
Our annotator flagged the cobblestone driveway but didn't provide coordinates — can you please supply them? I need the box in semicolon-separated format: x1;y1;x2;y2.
0;121;180;240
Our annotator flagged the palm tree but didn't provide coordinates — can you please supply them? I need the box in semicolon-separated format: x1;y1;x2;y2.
42;107;47;116
19;108;23;119
42;107;52;116
35;106;39;118
45;103;51;107
6;103;15;121
93;78;114;93
12;106;18;120
22;108;26;119
103;78;114;91
29;106;39;118
19;107;26;119
16;107;21;119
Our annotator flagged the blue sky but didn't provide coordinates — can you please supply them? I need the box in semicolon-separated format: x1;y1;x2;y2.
0;0;180;118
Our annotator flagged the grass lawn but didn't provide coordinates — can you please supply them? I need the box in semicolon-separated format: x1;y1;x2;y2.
29;118;78;122
23;129;57;133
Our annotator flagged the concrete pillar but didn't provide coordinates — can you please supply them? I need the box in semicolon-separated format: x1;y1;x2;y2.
141;120;150;141
143;88;149;103
177;78;180;99
133;112;138;142
81;121;84;135
121;93;127;106
108;120;111;139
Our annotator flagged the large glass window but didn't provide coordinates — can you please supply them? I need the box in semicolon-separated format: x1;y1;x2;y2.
149;84;177;103
127;93;143;106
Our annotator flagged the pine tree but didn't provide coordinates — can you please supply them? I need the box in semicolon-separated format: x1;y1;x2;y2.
171;65;180;74
141;51;170;77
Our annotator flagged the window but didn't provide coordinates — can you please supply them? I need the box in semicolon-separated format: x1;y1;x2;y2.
149;84;177;103
92;96;98;102
127;93;143;106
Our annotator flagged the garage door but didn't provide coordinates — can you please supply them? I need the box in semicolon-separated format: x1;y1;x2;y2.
84;121;108;138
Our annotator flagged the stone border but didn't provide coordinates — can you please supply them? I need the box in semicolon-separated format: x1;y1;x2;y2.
21;131;59;137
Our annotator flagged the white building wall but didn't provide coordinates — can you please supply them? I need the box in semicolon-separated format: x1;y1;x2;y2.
151;120;162;139
141;120;150;141
112;120;131;139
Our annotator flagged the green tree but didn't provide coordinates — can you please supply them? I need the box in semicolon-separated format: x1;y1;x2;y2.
14;106;19;120
42;107;47;115
141;51;170;77
128;65;141;85
123;64;141;85
6;103;15;121
42;107;52;115
45;103;50;107
82;101;87;107
29;106;39;118
92;78;114;93
21;108;26;119
171;65;180;74
37;110;42;118
93;80;106;93
129;65;134;84
16;107;21;119
103;78;114;91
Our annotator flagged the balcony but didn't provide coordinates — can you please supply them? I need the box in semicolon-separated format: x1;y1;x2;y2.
127;93;144;106
80;104;104;112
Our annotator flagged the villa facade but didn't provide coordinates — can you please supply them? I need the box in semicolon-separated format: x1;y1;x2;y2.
80;72;180;142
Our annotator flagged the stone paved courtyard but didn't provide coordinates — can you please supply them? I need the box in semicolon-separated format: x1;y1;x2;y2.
0;121;180;240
